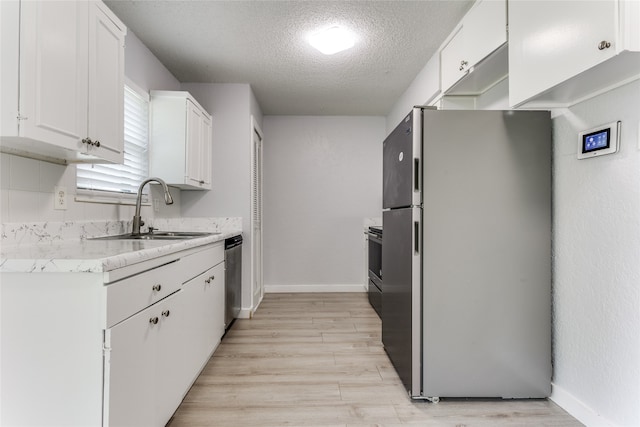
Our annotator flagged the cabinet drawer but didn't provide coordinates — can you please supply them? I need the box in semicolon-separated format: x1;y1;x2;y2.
106;260;182;327
180;243;224;283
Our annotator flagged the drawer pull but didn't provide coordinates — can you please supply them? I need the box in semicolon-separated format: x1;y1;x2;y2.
149;316;159;325
162;310;170;318
152;284;162;292
205;275;215;284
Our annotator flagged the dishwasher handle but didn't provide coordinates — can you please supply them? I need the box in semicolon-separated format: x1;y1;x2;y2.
225;235;243;250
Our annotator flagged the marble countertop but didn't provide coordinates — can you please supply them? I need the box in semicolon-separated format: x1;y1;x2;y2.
0;218;242;274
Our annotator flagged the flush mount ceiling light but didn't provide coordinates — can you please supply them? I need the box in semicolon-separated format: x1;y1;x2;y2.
308;26;356;55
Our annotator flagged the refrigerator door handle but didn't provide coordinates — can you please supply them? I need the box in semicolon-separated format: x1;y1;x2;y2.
414;221;420;254
414;158;420;192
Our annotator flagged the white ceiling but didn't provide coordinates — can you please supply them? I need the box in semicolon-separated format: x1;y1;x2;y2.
104;1;473;116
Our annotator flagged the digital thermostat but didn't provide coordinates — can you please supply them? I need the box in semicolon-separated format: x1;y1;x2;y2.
577;121;620;159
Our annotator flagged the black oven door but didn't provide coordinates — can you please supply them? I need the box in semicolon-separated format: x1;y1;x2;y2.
367;231;382;317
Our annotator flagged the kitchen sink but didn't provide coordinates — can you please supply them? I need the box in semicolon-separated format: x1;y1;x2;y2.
90;231;220;241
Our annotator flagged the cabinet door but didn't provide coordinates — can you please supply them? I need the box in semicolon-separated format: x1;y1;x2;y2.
210;263;226;345
19;0;88;149
200;114;213;189
185;100;203;186
440;27;466;92
509;0;617;106
106;290;185;427
181;262;225;387
149;91;213;189
86;1;125;163
440;0;506;93
464;0;506;67
155;293;187;425
105;303;158;427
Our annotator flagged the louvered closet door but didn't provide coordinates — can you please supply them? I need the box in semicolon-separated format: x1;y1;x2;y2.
251;121;264;308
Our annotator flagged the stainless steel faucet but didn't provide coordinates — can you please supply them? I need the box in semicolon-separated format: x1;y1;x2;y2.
132;177;174;235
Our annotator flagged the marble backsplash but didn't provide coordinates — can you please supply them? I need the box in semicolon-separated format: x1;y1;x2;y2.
1;217;242;247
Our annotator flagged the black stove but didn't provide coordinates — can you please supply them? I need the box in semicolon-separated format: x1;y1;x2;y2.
368;225;383;237
367;226;382;317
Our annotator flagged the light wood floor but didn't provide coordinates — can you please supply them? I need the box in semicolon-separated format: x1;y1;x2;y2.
168;293;582;427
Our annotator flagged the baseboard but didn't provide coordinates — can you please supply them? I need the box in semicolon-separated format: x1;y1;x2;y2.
264;284;367;293
237;308;252;319
550;383;614;427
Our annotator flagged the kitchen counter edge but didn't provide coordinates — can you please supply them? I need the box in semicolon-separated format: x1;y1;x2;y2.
0;230;241;274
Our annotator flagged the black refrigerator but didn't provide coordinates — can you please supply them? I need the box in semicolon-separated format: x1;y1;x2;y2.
382;107;552;400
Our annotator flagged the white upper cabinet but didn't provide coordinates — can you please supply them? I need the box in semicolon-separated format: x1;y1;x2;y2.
509;0;640;107
186;100;204;187
441;27;466;92
0;0;126;164
440;0;507;94
201;114;213;188
87;1;127;163
150;91;213;190
14;1;88;154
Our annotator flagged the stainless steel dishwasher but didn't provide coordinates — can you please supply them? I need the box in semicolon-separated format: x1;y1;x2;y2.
224;235;242;330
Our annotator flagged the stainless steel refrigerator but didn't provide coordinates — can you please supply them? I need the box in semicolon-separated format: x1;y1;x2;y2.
382;107;552;400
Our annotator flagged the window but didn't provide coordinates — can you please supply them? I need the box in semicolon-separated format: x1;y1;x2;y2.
76;82;149;203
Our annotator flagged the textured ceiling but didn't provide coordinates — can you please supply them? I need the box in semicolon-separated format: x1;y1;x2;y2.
104;1;473;116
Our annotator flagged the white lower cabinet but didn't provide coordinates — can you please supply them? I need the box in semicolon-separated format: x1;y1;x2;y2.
105;291;185;427
104;244;225;426
0;240;228;426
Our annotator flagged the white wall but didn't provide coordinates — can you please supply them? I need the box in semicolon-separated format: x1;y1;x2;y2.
124;30;180;93
386;54;441;135
262;116;385;291
250;86;264;126
475;78;509;110
551;79;640;427
179;83;262;312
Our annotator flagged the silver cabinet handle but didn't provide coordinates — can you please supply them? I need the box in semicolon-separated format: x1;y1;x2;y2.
152;284;162;292
459;60;468;71
162;310;170;318
82;138;101;147
598;40;611;50
149;316;159;325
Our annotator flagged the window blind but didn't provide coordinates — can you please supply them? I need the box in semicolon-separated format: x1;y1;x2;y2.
77;85;149;198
